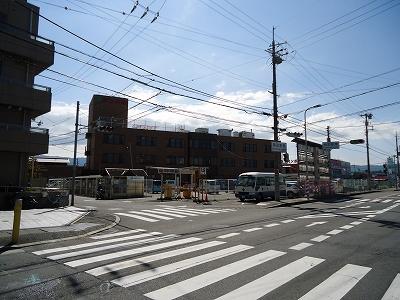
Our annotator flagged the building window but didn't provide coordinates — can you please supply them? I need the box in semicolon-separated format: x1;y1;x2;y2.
191;139;217;149
244;159;257;168
166;156;185;166
243;143;257;152
102;153;123;164
191;157;217;166
168;138;184;148
135;154;155;164
264;160;275;169
221;158;235;167
103;133;125;145
264;144;271;153
220;142;234;151
137;136;156;146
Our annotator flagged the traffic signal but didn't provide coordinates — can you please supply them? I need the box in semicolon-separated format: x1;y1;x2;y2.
350;139;365;144
383;164;388;175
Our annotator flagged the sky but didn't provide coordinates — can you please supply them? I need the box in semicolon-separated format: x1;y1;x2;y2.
29;0;400;166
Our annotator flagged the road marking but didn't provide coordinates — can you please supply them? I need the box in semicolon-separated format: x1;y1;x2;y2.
113;244;254;288
359;199;370;202
154;208;200;216
243;227;262;232
289;242;313;251
327;229;343;235
214;256;324;300
367;214;376;218
350;221;363;225
298;213;337;219
122;201;132;203
395;200;400;203
163;207;211;215
108;208;122;211
91;229;146;240
127;211;173;220
65;237;202;267
299;264;371;300
361;217;370;221
306;221;327;227
382;199;393;203
311;235;330;242
144;249;286;300
86;240;226;276
340;225;354;230
281;219;295;224
264;223;280;227
359;206;371;209
217;233;241;239
48;235;175;260
33;231;160;255
141;209;187;218
371;199;381;202
381;273;400;300
115;212;159;222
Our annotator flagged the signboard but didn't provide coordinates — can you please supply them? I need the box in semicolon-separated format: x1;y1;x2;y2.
271;142;287;153
322;141;340;150
200;167;207;175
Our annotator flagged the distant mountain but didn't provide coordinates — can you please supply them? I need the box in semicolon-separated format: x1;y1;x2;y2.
351;165;383;173
68;157;86;167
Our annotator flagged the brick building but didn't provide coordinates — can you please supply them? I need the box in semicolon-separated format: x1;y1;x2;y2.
85;95;280;179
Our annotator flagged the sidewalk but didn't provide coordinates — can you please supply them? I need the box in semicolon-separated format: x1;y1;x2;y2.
0;207;117;247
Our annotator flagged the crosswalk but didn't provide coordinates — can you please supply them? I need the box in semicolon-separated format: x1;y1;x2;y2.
31;229;399;299
115;205;236;222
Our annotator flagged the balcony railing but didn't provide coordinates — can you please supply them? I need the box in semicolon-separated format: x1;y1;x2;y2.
0;77;51;92
0;21;54;46
0;123;49;135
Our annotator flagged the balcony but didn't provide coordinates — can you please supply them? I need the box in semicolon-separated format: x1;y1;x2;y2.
0;23;54;73
0;78;51;117
0;123;49;154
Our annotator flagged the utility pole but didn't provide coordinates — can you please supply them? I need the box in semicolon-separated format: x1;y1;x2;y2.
327;126;332;195
71;101;79;206
361;113;373;190
267;27;287;201
396;132;400;190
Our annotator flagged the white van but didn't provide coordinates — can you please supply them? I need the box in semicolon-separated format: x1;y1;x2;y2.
235;172;286;201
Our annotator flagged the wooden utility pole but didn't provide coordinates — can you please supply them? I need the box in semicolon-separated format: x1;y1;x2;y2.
71;101;79;206
361;113;373;190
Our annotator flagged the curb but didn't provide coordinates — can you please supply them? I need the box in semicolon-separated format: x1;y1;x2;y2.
6;214;121;249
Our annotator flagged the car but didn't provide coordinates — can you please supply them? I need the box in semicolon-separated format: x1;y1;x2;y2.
286;181;301;198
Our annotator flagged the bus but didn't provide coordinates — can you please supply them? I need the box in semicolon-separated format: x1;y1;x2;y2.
234;172;286;201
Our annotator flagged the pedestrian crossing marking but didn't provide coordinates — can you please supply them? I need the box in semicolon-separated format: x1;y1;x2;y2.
340;225;354;230
152;209;189;218
311;235;330;242
125;211;173;220
33;231;160;255
350;221;363;225
306;221;327;227
217;232;240;239
327;229;343;235
264;223;280;227
299;264;371;300
116;212;159;222
112;244;254;288
281;219;295;223
289;242;313;251
66;237;202;267
86;240;226;276
382;199;393;203
381;273;400;300
215;256;324;300
90;229;146;240
48;234;176;260
243;227;262;232
144;249;286;300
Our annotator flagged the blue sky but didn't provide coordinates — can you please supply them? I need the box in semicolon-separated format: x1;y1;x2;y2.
31;0;400;165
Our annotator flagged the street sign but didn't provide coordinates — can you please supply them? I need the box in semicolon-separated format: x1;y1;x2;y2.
271;142;287;152
200;167;207;175
322;141;340;150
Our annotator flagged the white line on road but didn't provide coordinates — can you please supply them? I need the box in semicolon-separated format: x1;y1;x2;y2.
115;212;159;222
86;240;225;276
359;206;371;209
311;235;330;242
127;211;173;220
298;264;371;300
264;223;280;227
144;249;286;300
65;237;202;267
113;244;254;288
327;229;343;235
367;215;376;218
289;242;313;251
243;228;263;232
381;273;400;300
306;221;327;227
361;217;370;221
141;209;186;218
91;229;146;240
214;256;324;300
33;231;160;255
153;208;200;216
217;233;241;239
340;225;354;230
371;199;381;202
151;209;189;218
350;221;363;225
107;208;122;211
281;219;295;224
382;199;393;203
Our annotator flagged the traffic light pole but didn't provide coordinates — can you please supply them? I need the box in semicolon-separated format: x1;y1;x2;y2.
396;132;400;190
71;100;79;206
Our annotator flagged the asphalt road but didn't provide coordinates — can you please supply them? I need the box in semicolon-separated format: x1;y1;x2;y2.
1;190;399;299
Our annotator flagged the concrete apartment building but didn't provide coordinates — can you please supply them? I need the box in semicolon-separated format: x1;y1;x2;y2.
0;0;54;187
86;95;280;179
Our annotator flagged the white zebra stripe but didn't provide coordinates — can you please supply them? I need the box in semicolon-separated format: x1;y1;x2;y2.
381;273;400;300
115;212;159;222
90;229;146;240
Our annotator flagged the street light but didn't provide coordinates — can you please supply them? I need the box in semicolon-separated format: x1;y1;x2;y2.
304;104;322;200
